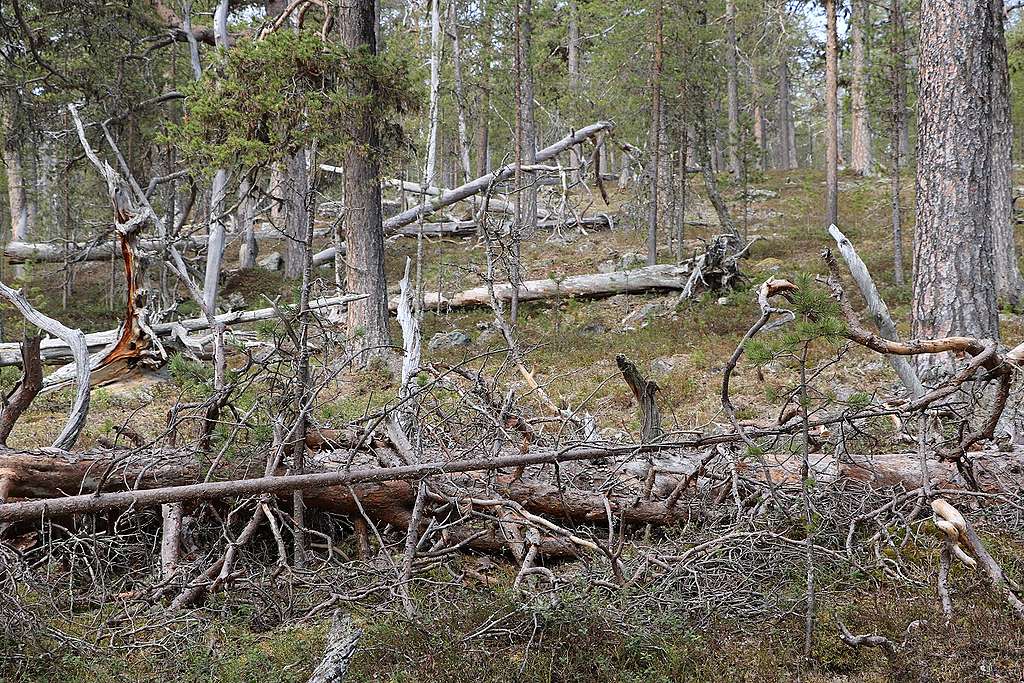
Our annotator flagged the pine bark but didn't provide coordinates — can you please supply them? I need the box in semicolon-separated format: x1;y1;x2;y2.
777;54;798;170
990;0;1024;307
850;0;873;176
824;0;839;226
338;0;391;365
725;0;741;177
913;0;1000;354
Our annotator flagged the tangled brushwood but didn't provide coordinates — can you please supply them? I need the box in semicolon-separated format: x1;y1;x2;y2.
2;233;1024;679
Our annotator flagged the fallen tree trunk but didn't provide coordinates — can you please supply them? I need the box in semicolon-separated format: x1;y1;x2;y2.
0;294;367;368
4;237;207;264
2;442;1020;525
399;263;701;311
311;215;612;267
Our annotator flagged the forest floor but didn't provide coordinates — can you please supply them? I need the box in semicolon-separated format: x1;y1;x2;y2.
5;168;1024;681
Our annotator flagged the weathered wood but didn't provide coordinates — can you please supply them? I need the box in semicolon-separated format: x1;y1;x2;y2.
313;121;614;263
0;336;42;445
306;613;362;683
0;281;90;449
0;294;367;368
4;237;207;264
828;224;925;398
617;354;662;443
403;263;697;311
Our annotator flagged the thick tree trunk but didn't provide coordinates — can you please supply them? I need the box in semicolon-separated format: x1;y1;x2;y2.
824;0;839;226
338;0;391;366
890;0;906;286
282;148;309;280
850;0;873;176
913;0;999;363
990;0;1024;308
725;0;741;177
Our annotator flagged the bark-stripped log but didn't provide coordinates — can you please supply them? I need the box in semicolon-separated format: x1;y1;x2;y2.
0;294;367;368
396;263;709;311
4;237;207;264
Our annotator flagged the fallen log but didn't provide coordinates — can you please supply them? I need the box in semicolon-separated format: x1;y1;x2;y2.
3;442;1022;526
4;237;207;264
399;263;702;311
0;294;367;368
311;215;612;267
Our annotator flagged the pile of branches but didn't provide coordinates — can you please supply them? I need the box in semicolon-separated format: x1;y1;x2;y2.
3;227;1024;677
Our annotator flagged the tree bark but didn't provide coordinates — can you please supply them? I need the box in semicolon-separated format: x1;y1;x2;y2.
824;0;839;226
647;1;664;266
1;91;30;244
913;0;1000;360
850;0;873;176
989;0;1024;307
282;148;309;280
889;0;906;286
777;53;798;170
725;0;741;177
338;0;391;367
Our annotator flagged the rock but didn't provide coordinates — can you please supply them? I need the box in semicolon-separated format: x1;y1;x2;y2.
621;303;661;328
579;320;607;336
223;292;246;311
651;355;686;376
258;251;283;271
619;252;646;270
428;330;472;351
746;188;778;200
716;297;729;306
598;252;646;273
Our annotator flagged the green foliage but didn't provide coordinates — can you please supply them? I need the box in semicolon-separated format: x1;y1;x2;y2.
744;273;846;365
171;29;421;174
168;353;214;397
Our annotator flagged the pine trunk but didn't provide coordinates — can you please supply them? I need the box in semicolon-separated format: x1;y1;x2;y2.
338;0;391;366
989;0;1023;307
824;0;839;226
850;0;873;176
913;0;999;360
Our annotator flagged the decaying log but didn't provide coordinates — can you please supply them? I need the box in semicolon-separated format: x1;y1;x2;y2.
309;215;612;267
4;237;207;264
399;263;708;311
5;441;1024;526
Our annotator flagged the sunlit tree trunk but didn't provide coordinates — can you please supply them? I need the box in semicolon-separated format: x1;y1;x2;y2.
913;0;999;365
824;0;839;226
850;0;873;176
